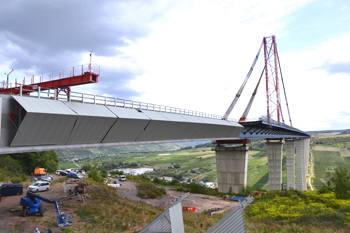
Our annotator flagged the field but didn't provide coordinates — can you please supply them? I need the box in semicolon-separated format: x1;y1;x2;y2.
60;148;219;182
58;134;350;192
59;147;290;190
312;146;350;189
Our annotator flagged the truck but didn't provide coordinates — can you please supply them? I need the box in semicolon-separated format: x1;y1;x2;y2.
33;167;46;175
20;192;74;227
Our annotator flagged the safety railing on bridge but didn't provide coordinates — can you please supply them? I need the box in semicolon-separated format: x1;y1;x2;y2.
0;65;100;88
12;84;235;121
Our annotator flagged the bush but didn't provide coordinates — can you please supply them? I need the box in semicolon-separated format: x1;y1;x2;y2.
137;183;166;199
88;168;104;183
10;177;22;183
247;191;350;225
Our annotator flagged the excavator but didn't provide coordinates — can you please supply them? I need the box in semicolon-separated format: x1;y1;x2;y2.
20;192;74;227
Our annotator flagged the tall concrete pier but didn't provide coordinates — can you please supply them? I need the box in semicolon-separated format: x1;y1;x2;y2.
214;145;249;193
285;139;295;190
295;138;310;191
214;137;309;193
266;140;284;190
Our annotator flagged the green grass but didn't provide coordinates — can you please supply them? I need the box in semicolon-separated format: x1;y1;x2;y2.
58;147;289;191
58;139;350;193
312;149;349;189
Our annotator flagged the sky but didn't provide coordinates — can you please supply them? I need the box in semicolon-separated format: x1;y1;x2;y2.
1;0;350;131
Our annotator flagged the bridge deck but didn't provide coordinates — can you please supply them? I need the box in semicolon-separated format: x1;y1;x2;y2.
0;94;243;154
238;120;310;139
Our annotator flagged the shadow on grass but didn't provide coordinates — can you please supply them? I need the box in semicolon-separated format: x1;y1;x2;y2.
251;173;268;190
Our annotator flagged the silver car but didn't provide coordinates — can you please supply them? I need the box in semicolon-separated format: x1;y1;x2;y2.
28;181;50;192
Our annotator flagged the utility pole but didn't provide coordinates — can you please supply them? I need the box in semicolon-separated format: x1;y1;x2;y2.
89;51;93;72
5;69;14;89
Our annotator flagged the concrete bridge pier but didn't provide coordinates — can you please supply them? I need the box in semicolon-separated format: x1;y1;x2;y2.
285;139;295;190
295;138;310;191
266;140;284;190
214;145;249;193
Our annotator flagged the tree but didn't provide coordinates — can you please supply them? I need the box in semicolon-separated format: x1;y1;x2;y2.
0;155;23;175
330;165;350;199
11;151;58;174
81;163;93;172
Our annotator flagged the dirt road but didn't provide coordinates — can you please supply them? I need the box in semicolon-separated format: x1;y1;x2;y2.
0;180;77;233
0;179;238;232
117;180;239;213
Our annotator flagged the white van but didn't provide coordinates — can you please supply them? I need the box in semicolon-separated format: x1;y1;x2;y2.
119;175;126;181
28;181;50;192
55;170;65;175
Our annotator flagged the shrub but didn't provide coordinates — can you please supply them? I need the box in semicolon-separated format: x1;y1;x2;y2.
247;190;350;225
88;168;104;183
10;177;22;183
137;183;166;199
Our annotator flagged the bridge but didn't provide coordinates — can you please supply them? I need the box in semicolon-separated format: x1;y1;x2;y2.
0;36;310;192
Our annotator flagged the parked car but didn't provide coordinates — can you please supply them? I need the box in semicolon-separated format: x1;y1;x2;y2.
55;170;66;175
119;175;126;181
59;171;68;176
28;181;50;192
107;180;121;188
34;175;53;182
67;171;79;179
0;183;23;196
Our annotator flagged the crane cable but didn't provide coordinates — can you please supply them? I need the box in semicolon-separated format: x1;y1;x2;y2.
238;39;276;122
276;51;293;127
222;39;264;120
239;64;265;122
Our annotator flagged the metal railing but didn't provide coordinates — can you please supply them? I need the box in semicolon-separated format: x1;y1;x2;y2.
0;65;100;88
205;195;254;233
12;84;236;121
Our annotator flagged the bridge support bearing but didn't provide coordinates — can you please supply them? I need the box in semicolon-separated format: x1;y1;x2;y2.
295;138;309;191
266;140;284;191
214;145;248;193
285;139;295;190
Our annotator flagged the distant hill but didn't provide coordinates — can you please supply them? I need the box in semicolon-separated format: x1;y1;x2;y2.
56;141;206;159
307;129;350;135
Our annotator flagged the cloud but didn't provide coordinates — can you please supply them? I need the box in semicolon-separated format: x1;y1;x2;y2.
0;0;174;98
321;61;350;75
1;0;349;131
1;1;172;68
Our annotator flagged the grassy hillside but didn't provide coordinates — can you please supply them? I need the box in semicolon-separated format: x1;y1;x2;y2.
3;133;350;232
56;133;350;192
56;143;187;159
58;146;285;190
310;134;350;190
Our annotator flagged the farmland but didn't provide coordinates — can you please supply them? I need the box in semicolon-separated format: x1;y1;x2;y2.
59;145;287;190
58;133;350;191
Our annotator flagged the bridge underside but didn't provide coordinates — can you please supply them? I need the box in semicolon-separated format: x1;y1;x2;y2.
238;120;310;139
0;95;243;154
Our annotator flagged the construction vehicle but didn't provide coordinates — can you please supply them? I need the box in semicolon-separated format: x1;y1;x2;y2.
33;167;46;175
20;192;74;227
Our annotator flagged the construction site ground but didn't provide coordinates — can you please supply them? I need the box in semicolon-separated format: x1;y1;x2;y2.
0;177;239;233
